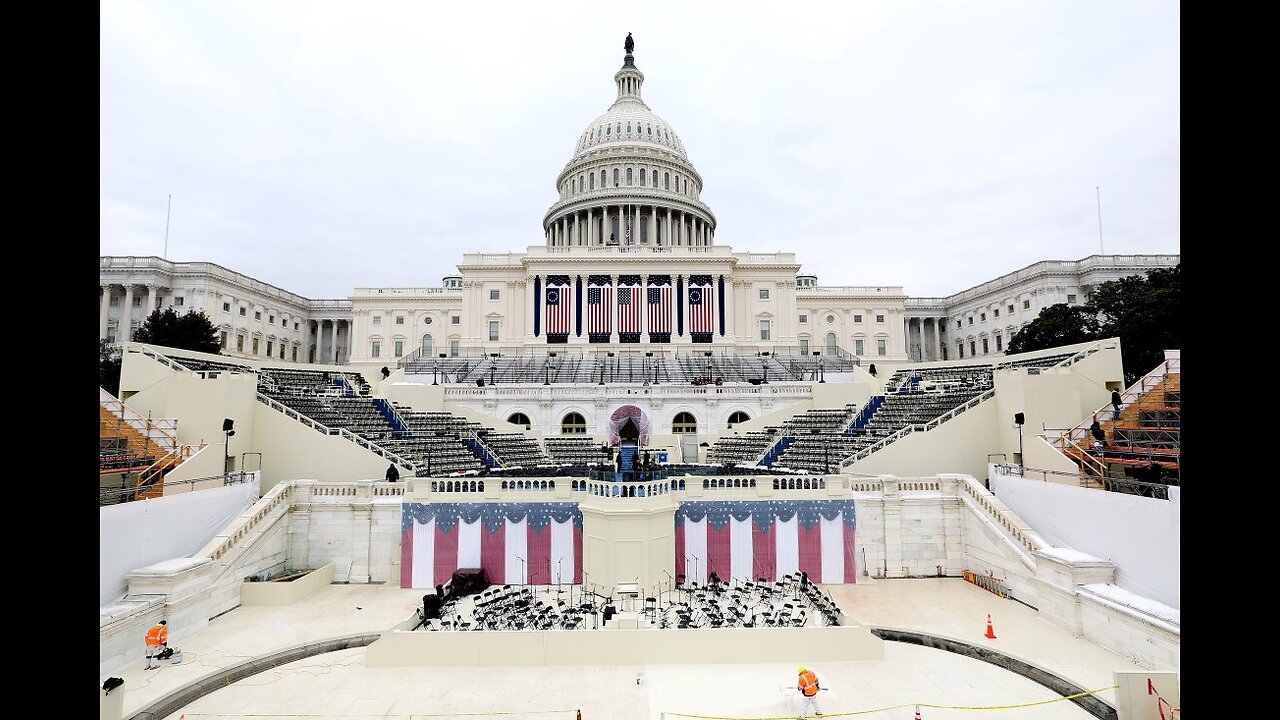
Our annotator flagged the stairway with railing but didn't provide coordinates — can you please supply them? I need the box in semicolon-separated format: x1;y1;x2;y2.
1053;355;1181;489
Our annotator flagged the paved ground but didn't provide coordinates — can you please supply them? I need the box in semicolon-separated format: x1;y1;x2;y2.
105;577;1155;720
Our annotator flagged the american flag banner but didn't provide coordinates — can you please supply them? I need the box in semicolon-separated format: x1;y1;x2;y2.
546;284;572;336
587;284;613;337
689;284;714;335
647;283;672;334
401;503;583;588
617;284;643;334
674;500;856;585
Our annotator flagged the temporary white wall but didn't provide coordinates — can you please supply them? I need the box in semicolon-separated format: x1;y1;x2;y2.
990;471;1179;609
99;481;258;606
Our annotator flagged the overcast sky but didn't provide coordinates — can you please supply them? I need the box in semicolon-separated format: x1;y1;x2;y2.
100;1;1179;300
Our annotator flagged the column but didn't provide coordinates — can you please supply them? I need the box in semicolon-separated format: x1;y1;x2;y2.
587;208;594;245
100;285;111;340
666;207;673;246
329;320;338;363
121;284;135;343
561;216;567;247
145;284;158;316
604;206;612;243
933;318;942;361
650;205;657;245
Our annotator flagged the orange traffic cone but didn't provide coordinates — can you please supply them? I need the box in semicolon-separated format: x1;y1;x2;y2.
914;705;922;719
984;613;997;639
576;710;582;720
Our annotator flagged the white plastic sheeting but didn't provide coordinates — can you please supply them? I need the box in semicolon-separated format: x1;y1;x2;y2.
99;482;258;607
989;471;1179;610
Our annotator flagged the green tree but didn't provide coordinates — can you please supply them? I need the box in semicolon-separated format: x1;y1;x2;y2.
132;307;222;354
1090;265;1180;384
1006;304;1101;355
100;338;122;395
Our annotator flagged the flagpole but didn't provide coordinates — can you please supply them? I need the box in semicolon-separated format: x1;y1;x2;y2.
164;194;172;259
1095;186;1104;255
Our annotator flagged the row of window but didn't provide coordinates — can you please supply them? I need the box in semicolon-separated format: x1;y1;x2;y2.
955;295;1078;329
219;331;301;361
371;314;462;326
531;410;730;435
798;312;886;324
794;335;889;357
568;167;692;198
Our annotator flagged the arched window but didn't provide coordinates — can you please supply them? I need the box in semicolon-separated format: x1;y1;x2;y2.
826;332;838;355
727;410;751;428
507;412;531;427
561;412;587;434
626;168;633;185
639;168;646;186
579;175;585;192
672;412;697;433
590;173;595;190
421;334;433;355
664;172;670;190
613;168;620;186
652;170;658;187
600;170;606;187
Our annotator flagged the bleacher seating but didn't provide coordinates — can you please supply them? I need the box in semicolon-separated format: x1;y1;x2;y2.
544;437;607;465
478;432;551;467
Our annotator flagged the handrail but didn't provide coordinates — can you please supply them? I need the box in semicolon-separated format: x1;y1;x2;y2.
100;469;250;506
840;388;996;467
255;393;417;469
1051;356;1180;469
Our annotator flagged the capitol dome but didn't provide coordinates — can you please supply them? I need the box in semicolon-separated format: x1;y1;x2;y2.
542;40;716;249
572;89;688;160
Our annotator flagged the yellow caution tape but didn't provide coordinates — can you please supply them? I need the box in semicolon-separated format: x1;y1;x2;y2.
662;684;1120;718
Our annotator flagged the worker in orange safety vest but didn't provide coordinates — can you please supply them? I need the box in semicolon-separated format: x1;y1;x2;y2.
797;665;823;716
144;620;168;670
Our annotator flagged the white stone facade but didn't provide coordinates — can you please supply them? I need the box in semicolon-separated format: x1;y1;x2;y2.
100;256;353;365
99;45;1175;368
905;254;1180;362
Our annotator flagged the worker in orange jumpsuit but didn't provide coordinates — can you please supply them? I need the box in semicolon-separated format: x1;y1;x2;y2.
797;665;823;716
144;620;168;670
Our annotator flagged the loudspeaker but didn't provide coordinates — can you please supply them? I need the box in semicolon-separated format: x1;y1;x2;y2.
1013;412;1025;426
436;584;445;598
222;418;235;432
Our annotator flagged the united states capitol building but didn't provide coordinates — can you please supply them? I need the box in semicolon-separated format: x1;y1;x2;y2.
99;37;1179;718
99;42;1176;368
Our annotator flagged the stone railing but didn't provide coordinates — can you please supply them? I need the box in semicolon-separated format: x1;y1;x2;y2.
956;475;1048;563
198;482;293;562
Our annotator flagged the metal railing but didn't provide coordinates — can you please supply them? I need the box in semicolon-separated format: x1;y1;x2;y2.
99;470;253;506
840;388;996;467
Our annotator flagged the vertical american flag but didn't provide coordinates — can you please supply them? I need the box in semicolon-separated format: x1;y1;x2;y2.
617;284;642;334
689;285;714;334
547;285;571;335
588;285;613;335
647;285;672;333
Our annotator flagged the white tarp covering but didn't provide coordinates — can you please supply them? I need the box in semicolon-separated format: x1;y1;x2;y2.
99;481;258;607
990;471;1179;609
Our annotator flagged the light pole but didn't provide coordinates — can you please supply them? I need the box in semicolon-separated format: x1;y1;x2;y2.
819;359;825;383
222;418;236;480
432;362;439;386
1014;412;1025;467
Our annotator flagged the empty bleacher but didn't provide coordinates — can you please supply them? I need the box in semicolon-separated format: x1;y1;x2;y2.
544;436;607;466
477;431;550;467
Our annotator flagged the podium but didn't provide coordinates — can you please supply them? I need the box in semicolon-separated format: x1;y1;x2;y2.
606;582;643;628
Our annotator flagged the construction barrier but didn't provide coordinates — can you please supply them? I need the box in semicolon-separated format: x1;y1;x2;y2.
962;569;1008;599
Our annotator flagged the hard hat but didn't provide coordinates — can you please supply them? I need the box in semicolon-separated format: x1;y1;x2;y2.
798;665;806;673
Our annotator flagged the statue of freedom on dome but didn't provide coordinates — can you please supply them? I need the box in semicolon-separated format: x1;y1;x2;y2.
624;33;634;54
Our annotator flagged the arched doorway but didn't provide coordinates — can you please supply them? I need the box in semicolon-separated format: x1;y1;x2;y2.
421;333;433;356
826;332;838;355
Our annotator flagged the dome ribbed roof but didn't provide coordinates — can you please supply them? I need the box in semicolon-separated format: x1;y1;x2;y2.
573;103;687;160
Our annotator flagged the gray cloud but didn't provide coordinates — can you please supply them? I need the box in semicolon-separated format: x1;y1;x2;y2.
100;0;1179;300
